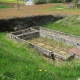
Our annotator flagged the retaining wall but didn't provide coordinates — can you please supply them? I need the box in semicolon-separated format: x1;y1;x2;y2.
40;27;80;49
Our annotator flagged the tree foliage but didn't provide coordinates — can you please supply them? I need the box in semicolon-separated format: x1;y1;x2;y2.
34;0;78;4
34;0;63;4
73;0;79;3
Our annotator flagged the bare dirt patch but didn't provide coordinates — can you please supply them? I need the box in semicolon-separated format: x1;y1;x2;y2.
0;3;80;19
0;3;57;19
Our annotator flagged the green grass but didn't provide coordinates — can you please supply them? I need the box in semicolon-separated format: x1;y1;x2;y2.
46;6;80;12
0;0;16;3
40;4;80;12
43;15;80;36
0;4;13;9
0;33;80;80
0;0;25;4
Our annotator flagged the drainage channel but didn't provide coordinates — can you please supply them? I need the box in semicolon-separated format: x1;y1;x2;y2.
8;27;80;62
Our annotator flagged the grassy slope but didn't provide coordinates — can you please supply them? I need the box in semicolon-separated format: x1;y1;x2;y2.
0;33;80;80
43;15;80;36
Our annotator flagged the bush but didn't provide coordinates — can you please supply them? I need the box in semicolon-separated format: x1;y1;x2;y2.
34;0;46;4
66;0;72;2
34;0;63;4
73;0;79;3
47;0;62;3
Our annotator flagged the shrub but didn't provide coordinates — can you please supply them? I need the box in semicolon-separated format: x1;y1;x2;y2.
34;0;46;4
34;0;63;4
73;0;79;3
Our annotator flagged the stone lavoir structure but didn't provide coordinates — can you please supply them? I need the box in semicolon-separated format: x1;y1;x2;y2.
8;27;80;62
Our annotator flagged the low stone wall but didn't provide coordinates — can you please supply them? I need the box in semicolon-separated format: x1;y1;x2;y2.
11;27;38;35
40;27;80;49
9;28;39;40
18;31;39;40
7;33;26;42
0;15;64;32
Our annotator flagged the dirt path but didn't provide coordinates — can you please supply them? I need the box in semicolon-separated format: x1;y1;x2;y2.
0;3;80;19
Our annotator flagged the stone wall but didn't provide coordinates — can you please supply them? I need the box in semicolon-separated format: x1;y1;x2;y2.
40;27;80;49
0;15;64;32
11;27;38;35
18;31;39;40
28;41;75;61
7;33;26;42
9;27;39;40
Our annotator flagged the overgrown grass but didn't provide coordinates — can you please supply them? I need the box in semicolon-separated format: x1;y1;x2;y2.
0;4;13;9
0;33;80;80
43;15;80;36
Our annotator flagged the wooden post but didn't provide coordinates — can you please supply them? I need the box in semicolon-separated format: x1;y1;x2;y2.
17;0;19;10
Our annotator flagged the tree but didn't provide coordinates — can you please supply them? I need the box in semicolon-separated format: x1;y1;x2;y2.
66;0;72;2
73;0;80;8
